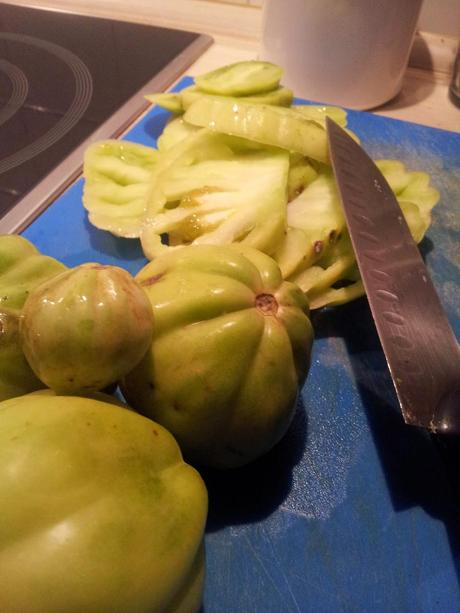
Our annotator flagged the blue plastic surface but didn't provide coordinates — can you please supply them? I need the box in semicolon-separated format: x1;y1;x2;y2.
22;78;460;613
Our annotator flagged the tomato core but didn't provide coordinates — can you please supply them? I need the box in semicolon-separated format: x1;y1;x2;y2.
255;293;278;315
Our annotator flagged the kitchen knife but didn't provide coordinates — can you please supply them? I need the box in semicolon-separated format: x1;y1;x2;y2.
326;117;460;435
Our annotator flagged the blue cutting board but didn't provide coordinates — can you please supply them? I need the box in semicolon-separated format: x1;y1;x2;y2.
22;78;460;613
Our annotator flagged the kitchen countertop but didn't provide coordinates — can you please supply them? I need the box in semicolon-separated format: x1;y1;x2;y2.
3;0;459;132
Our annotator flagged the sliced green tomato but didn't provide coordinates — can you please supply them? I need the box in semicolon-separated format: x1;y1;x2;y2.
289;234;364;309
290;160;440;310
184;96;329;164
177;85;199;110
304;213;433;311
304;241;364;309
290;253;357;298
278;157;440;310
145;92;183;114
273;227;313;279
82;140;160;237
305;253;356;297
398;171;439;218
308;280;365;310
145;129;236;218
145;83;293;115
375;159;412;194
292;104;348;127
398;200;431;243
194;60;283;96
274;170;349;280
242;86;293;106
181;85;293;110
286;170;345;257
145;129;276;220
157;117;201;151
376;160;439;242
278;204;344;279
84;140;159;185
376;160;439;214
287;154;318;201
140;148;290;260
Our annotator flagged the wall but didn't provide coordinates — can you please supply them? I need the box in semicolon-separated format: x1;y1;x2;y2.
208;0;460;37
3;0;459;39
418;0;460;37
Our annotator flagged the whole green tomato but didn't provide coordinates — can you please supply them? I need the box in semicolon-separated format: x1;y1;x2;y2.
0;234;66;315
0;234;67;401
0;308;44;400
20;263;154;394
0;391;208;613
121;244;314;468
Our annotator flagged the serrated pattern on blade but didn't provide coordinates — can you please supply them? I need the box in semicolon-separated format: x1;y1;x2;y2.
326;118;460;433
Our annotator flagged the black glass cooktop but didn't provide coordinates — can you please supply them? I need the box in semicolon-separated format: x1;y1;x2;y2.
0;2;212;230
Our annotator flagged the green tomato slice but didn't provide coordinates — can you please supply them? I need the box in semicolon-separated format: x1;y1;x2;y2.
273;227;313;279
278;158;439;309
145;92;183;114
289;233;365;309
194;60;283;96
273;170;345;280
157;117;201;151
82;140;160;237
184;96;329;164
287;154;318;201
292;104;348;127
145;129;238;219
308;279;365;310
284;170;346;269
181;85;293;110
140;145;290;259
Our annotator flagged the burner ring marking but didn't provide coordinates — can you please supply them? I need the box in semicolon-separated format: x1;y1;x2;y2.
0;33;93;175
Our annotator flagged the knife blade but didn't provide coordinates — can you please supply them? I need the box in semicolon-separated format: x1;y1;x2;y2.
326;117;460;434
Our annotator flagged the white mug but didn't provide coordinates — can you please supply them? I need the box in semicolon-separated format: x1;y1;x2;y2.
260;0;423;110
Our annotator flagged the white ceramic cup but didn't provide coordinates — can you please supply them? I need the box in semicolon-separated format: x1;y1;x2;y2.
260;0;423;110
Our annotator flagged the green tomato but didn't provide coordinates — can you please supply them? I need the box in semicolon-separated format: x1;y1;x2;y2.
0;234;67;314
0;308;44;401
183;95;329;164
0;235;67;401
0;391;208;613
194;61;283;96
121;244;314;469
20;263;154;394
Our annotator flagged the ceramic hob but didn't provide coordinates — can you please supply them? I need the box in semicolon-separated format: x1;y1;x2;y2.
0;2;212;231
